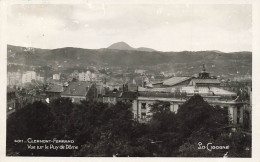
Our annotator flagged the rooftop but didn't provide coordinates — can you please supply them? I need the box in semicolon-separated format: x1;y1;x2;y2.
138;91;185;98
120;91;137;99
46;84;63;93
160;76;193;86
103;91;122;97
61;81;92;97
138;87;172;93
138;86;236;98
191;78;220;84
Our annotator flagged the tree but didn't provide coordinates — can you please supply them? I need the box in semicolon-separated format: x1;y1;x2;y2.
146;95;231;157
147;101;179;156
48;98;74;139
6;95;251;157
175;95;251;157
7;101;54;156
176;95;229;139
149;101;177;133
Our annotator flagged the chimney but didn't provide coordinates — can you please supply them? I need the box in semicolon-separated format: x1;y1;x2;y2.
125;83;128;92
142;77;144;87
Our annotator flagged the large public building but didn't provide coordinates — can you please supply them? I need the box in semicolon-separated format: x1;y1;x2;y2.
131;64;248;124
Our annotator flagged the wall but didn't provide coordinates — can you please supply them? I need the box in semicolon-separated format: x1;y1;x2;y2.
132;100;138;119
134;98;242;125
103;97;117;105
61;95;85;103
135;100;180;123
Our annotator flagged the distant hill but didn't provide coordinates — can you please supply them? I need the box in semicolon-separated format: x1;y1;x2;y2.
7;44;252;77
107;42;156;52
108;42;134;51
137;47;156;52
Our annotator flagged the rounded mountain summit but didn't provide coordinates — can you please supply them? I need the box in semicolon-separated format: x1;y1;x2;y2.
107;41;156;52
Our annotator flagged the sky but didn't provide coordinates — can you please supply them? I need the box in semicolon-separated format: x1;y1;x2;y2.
7;3;252;52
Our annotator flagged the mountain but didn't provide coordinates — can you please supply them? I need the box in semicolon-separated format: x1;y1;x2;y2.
137;47;156;52
107;41;134;51
210;50;224;53
107;42;156;52
7;44;252;77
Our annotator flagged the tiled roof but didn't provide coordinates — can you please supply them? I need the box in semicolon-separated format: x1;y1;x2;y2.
182;86;209;94
180;86;236;96
61;81;92;96
162;77;192;86
138;86;236;98
46;84;63;93
103;91;122;97
151;81;163;85
138;91;186;98
138;87;172;92
120;91;137;99
128;84;138;91
192;79;220;84
150;79;164;84
209;87;237;96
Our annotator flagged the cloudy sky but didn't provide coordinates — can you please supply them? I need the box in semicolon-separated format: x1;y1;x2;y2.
7;3;251;52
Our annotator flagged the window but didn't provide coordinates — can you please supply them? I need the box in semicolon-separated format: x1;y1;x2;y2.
173;104;179;113
141;112;146;119
223;106;231;123
237;107;240;124
224;106;228;112
141;103;146;109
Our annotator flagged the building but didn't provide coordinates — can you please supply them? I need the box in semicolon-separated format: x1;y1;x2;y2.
7;87;23;117
7;72;22;87
71;70;79;80
78;71;91;81
36;75;44;83
61;81;92;103
93;82;106;98
21;71;44;84
22;71;37;83
53;73;61;80
152;64;220;88
102;87;136;105
132;65;248;124
133;86;242;124
135;69;146;75
189;78;220;87
78;71;98;82
152;76;193;88
118;91;137;103
45;84;63;100
7;87;17;116
102;89;122;105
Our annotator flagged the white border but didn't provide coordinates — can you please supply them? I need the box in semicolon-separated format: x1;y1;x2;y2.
1;0;259;162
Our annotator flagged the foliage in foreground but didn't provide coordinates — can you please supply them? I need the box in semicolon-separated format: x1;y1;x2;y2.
6;95;251;157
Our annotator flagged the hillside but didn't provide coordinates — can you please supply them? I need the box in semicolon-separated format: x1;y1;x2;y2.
107;42;156;52
107;42;134;51
7;44;252;77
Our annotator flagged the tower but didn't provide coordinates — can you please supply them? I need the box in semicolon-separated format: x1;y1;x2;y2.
198;64;210;79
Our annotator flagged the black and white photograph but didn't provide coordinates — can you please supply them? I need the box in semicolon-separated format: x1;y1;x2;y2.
1;0;257;159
